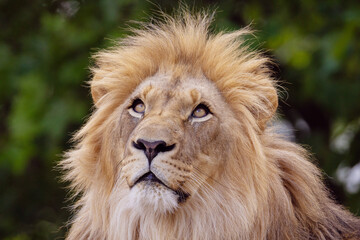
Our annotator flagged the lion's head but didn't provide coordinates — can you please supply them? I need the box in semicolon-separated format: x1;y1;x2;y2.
119;72;233;212
62;10;359;240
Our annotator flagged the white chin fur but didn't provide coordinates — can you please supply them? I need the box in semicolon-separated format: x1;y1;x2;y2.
128;182;179;214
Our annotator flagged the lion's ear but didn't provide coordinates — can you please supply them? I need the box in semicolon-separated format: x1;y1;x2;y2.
91;85;107;106
90;73;109;106
242;67;278;130
248;61;279;130
255;84;278;130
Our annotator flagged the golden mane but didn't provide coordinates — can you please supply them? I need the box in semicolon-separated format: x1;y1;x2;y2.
61;10;360;240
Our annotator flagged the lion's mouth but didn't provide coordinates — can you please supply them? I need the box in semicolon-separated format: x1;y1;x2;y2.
134;172;165;186
133;172;190;203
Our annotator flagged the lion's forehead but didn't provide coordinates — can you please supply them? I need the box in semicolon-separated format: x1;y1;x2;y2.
133;72;224;111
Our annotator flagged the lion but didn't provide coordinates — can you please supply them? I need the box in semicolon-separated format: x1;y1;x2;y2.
61;10;360;240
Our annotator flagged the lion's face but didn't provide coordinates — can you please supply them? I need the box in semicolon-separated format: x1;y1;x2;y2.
115;71;232;213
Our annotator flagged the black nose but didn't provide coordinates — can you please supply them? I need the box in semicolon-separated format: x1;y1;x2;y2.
132;139;175;164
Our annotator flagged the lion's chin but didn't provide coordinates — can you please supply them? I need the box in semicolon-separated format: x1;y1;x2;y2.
128;182;179;214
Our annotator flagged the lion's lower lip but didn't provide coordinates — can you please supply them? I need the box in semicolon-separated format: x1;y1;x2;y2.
134;172;165;186
133;172;190;203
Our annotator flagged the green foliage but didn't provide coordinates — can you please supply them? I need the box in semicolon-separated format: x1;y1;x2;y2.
0;0;359;238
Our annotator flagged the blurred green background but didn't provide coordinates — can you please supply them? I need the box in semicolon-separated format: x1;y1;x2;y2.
0;0;359;239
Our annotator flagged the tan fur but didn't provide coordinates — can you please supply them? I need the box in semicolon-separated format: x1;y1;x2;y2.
61;10;360;240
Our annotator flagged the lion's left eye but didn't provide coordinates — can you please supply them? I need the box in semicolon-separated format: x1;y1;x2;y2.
192;104;210;118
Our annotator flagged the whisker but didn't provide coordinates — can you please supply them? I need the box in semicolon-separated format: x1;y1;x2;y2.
192;166;240;193
189;171;225;201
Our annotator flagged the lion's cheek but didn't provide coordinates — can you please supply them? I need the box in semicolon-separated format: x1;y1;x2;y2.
186;119;224;164
117;110;139;146
120;155;149;187
151;160;192;190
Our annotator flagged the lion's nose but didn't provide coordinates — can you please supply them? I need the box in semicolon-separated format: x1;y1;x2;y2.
132;139;175;164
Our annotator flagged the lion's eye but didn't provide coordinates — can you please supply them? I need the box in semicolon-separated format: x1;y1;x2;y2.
128;99;145;118
192;104;210;118
132;100;145;113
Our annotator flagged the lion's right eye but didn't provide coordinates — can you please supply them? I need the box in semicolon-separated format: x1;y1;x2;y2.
128;99;145;118
132;100;145;113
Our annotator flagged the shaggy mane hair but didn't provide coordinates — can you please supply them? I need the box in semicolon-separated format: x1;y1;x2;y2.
61;9;360;240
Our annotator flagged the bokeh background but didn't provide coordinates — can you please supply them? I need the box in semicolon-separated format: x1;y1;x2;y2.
1;0;359;239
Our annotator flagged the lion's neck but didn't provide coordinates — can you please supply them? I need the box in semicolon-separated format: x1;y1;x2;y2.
107;188;254;240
